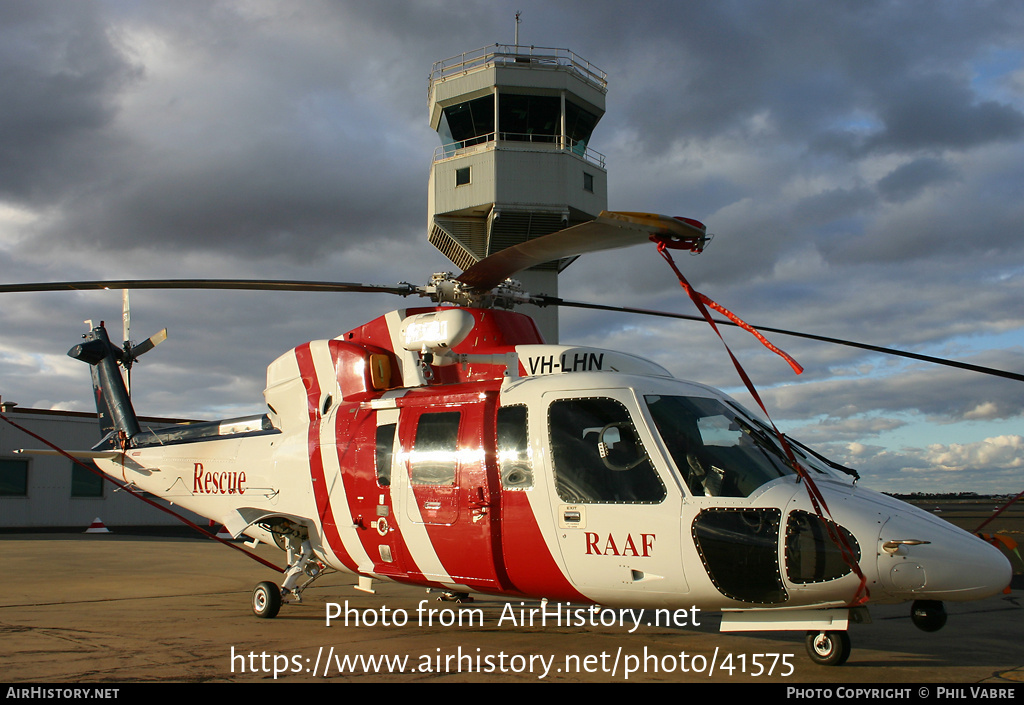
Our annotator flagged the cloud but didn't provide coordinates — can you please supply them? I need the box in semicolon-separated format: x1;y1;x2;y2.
2;1;1024;495
877;158;958;203
923;435;1024;472
0;1;141;202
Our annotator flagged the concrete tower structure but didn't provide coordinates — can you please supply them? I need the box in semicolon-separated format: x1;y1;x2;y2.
427;44;608;342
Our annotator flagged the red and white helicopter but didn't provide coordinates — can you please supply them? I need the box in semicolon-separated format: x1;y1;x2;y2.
5;211;1014;666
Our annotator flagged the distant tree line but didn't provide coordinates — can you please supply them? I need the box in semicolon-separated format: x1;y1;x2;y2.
886;491;1012;500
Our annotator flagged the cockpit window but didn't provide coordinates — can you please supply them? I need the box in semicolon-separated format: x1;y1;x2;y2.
644;395;794;497
549;397;666;504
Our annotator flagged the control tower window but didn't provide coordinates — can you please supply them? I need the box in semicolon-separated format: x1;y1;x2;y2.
439;96;495;150
499;94;559;143
565;100;598;155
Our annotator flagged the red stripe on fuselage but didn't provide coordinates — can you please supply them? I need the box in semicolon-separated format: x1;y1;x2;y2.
294;343;359;573
501;490;588;602
331;403;431;583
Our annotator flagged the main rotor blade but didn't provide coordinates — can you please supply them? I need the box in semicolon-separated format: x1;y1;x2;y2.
456;211;707;292
545;297;1024;383
0;279;417;296
122;290;130;346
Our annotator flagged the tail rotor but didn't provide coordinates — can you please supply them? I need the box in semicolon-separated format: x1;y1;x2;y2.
119;290;167;396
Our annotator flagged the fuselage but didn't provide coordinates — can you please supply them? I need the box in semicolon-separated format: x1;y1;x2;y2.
95;306;1012;613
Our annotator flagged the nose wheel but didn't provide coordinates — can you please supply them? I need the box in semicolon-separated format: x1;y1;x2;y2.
911;599;947;632
805;630;851;666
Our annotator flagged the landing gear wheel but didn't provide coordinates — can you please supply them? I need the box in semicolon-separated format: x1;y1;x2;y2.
805;630;851;666
910;600;947;632
252;581;282;619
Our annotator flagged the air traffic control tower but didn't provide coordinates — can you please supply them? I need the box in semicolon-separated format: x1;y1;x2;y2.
427;44;608;342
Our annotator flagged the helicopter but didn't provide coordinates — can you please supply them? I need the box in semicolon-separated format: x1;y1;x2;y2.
4;210;1014;667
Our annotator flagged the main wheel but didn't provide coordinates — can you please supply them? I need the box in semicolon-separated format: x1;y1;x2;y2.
252;581;282;619
805;630;851;666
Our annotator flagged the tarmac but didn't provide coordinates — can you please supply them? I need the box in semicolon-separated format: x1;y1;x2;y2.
1;530;1021;687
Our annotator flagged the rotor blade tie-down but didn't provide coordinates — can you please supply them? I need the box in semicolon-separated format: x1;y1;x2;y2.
0;413;285;574
650;235;869;607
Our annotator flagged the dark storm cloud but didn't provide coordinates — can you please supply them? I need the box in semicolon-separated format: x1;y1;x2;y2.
27;136;429;261
0;1;140;202
877;158;957;203
866;74;1024;152
587;1;1024;157
2;1;458;263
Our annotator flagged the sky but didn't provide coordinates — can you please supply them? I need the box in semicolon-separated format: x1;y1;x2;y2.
1;0;1023;494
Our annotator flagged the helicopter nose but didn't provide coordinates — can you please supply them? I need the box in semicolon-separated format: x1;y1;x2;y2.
876;511;1011;602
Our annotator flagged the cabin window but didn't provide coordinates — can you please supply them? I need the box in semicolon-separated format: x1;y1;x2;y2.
583;172;594;193
785;510;861;584
375;423;396;487
455;167;471;186
409;412;460;486
692;508;787;604
645;395;794;497
548;397;665;504
497;405;532;490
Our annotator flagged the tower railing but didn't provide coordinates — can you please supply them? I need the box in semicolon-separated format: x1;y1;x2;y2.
429;44;608;95
432;130;606;168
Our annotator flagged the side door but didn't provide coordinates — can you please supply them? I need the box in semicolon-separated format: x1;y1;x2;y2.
343;406;411;579
544;390;689;604
398;397;504;591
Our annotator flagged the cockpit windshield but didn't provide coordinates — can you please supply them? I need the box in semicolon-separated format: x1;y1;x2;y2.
644;395;795;497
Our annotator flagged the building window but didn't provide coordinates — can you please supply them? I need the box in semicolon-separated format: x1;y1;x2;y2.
0;458;29;496
583;172;594;192
71;462;105;498
455;167;471;186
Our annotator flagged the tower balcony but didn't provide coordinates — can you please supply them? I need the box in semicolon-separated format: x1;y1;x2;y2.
432;130;606;169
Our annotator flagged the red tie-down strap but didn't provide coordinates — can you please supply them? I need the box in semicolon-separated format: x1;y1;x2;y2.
651;235;870;607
